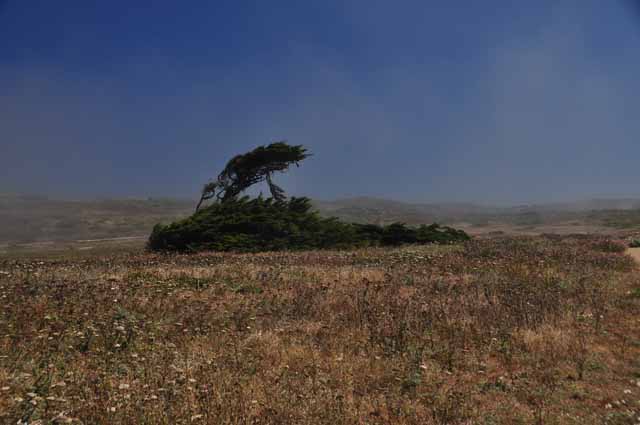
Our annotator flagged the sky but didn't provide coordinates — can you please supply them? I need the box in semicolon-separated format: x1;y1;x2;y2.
1;0;640;204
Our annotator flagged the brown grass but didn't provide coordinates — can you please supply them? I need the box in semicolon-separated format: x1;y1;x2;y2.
1;236;640;424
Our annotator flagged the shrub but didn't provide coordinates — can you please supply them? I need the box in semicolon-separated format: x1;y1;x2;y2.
148;197;470;252
629;239;640;248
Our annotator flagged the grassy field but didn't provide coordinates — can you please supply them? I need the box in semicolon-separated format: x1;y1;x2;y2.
1;236;640;423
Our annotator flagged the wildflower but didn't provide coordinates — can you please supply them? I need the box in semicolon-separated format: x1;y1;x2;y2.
53;413;73;423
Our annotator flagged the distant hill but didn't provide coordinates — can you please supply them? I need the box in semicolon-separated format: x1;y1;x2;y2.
313;197;501;225
0;194;193;243
313;197;640;235
2;194;640;244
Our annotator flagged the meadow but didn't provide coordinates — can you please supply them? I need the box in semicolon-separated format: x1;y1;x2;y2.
1;235;640;424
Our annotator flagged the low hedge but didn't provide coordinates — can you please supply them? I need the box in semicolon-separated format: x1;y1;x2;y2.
148;197;470;252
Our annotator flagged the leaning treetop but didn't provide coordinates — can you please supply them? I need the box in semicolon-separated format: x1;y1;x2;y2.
195;142;310;211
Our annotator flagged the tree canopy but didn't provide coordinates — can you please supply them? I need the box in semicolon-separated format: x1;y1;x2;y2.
195;142;310;211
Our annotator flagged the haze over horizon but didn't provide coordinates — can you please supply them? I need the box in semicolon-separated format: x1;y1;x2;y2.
2;1;640;205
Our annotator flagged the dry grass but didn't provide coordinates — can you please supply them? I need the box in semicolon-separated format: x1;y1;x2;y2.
1;236;640;424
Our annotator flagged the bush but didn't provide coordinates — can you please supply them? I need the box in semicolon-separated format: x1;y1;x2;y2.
148;197;470;252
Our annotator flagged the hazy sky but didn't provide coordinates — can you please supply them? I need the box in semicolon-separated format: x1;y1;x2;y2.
2;1;640;204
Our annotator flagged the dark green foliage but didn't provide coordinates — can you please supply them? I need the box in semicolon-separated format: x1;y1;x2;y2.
350;222;469;246
160;142;468;253
148;197;470;252
196;142;310;210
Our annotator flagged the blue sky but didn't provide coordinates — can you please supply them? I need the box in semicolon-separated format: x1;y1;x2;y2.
1;0;640;204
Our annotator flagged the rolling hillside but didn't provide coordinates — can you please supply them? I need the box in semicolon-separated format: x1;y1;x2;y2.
2;194;640;245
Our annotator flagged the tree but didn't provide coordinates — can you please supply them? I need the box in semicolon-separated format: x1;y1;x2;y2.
195;142;310;211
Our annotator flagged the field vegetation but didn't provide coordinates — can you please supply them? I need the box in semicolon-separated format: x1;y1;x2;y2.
148;197;469;252
1;235;640;424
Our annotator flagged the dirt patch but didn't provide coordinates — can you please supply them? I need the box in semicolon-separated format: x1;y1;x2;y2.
627;247;640;264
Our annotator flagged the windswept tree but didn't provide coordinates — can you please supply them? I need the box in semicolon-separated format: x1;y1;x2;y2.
151;142;469;252
195;142;310;211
